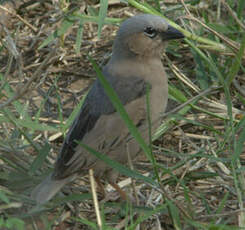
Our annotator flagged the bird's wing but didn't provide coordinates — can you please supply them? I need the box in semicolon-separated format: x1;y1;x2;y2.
53;67;148;179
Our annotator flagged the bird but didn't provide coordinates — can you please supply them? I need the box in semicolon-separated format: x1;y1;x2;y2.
31;14;184;204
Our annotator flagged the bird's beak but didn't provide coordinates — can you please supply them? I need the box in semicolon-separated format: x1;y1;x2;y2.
161;25;184;41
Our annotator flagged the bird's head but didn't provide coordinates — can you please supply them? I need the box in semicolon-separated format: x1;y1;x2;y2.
112;14;184;59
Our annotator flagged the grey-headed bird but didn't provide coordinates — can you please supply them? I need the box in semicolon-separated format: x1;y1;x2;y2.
31;14;184;204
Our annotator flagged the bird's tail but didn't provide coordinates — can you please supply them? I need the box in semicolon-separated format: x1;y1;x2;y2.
31;174;74;204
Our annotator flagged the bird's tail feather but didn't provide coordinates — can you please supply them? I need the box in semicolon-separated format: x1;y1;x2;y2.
31;174;74;204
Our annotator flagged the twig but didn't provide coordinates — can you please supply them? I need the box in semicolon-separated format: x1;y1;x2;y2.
198;209;245;219
179;0;195;32
221;0;245;31
89;169;102;230
184;15;239;52
158;183;192;219
162;85;220;119
176;126;200;151
127;143;139;205
179;0;191;15
165;54;200;93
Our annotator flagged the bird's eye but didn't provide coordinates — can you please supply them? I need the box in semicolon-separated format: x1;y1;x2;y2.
144;26;157;38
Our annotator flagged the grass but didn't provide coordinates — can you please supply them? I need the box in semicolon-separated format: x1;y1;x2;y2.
0;0;245;229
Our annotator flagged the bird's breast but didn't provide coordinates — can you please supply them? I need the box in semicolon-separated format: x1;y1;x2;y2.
141;59;168;129
108;58;168;126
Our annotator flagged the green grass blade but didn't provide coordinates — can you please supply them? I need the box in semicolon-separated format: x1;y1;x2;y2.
97;0;108;37
215;192;230;215
0;75;31;121
0;115;57;131
71;217;97;230
54;77;65;133
75;18;84;54
166;199;181;230
63;92;87;131
53;193;92;204
145;84;160;182
233;117;245;163
78;141;157;186
237;0;245;18
88;56;153;163
128;204;168;230
29;143;51;175
168;84;188;103
2;108;40;153
227;34;245;86
72;13;122;25
39;17;75;49
127;0;227;50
